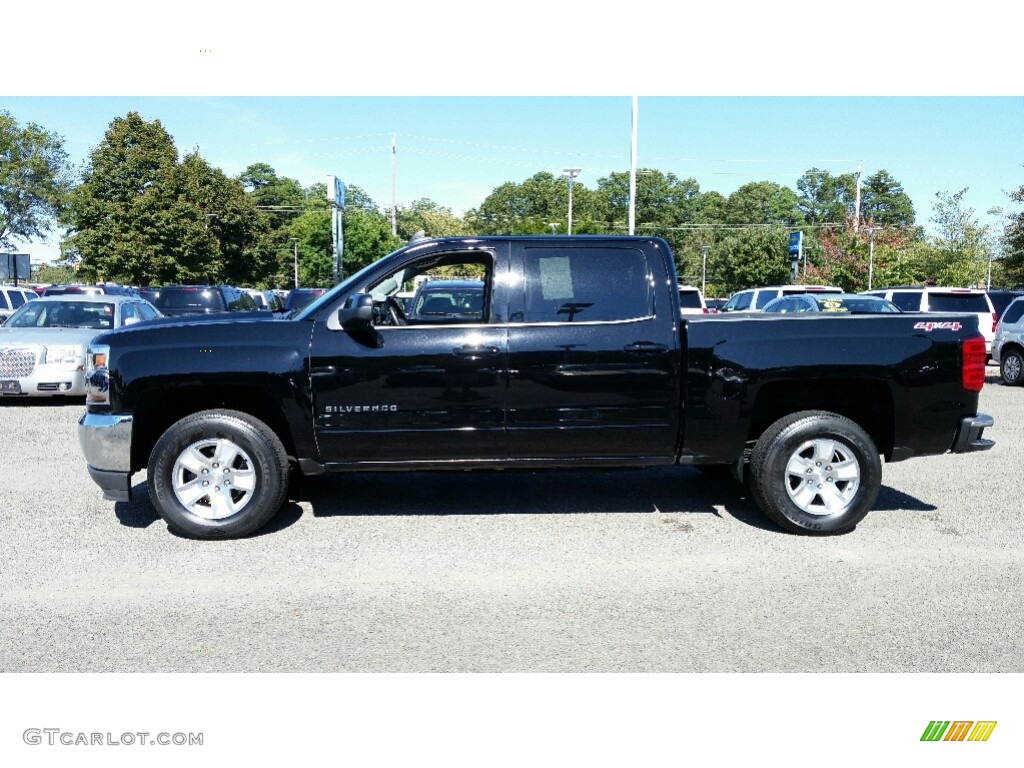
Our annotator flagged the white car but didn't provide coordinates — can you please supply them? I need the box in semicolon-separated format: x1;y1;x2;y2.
678;285;708;316
862;286;997;355
0;285;38;324
720;285;843;312
992;296;1024;385
0;295;161;397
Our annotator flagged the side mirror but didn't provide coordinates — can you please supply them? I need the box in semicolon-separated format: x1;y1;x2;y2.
338;293;374;330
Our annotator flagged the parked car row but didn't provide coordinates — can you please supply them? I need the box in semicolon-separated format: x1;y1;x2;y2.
0;294;162;397
0;285;40;323
992;295;1024;386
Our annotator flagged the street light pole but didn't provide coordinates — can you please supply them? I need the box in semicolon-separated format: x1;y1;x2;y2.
290;237;299;289
562;168;581;235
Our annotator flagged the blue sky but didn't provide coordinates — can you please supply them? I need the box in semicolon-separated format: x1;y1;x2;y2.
6;96;1022;264
3;5;1021;265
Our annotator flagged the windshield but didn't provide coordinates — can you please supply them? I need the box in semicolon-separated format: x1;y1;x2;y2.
7;300;116;329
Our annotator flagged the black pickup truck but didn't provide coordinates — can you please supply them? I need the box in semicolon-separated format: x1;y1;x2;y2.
78;236;994;538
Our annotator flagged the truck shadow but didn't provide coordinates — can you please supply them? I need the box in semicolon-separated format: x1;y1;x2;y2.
114;469;937;537
291;468;937;534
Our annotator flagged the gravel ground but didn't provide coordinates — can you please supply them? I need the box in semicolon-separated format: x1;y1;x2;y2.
1;368;1021;673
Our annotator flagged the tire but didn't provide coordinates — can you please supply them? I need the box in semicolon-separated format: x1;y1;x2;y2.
147;409;290;539
1000;348;1024;386
749;411;881;535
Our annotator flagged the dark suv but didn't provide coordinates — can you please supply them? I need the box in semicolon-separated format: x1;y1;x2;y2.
283;288;327;312
42;283;139;297
153;285;257;317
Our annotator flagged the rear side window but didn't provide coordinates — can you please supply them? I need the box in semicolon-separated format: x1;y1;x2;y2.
0;291;9;310
755;290;780;308
1000;299;1024;325
927;293;991;313
889;292;923;311
519;247;651;323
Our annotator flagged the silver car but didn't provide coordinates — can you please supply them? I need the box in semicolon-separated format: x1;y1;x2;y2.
0;295;161;397
992;296;1024;386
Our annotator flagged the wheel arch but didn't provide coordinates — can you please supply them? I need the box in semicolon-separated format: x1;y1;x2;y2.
747;378;894;459
130;384;298;473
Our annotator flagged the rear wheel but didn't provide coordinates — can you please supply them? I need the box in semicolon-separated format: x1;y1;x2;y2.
749;411;881;535
1000;348;1024;386
147;409;290;539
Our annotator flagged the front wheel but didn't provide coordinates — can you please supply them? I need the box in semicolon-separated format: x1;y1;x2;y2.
1000;348;1024;386
147;409;290;539
749;411;881;535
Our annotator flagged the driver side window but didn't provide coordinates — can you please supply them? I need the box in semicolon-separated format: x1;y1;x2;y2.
368;253;492;328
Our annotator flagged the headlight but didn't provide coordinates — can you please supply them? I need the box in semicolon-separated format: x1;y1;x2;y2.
85;344;110;405
44;345;83;365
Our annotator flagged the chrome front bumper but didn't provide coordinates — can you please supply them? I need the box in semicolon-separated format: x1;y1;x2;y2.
78;411;134;501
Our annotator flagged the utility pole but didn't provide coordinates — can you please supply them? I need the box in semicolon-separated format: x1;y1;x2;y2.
700;245;710;296
562;168;581;235
290;237;299;288
391;133;397;236
853;161;863;233
868;227;876;290
629;96;638;235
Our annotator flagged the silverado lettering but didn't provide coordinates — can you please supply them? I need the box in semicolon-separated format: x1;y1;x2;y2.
77;236;994;539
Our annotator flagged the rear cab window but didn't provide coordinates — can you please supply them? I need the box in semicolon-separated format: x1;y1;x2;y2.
926;293;991;313
514;246;652;323
155;288;227;311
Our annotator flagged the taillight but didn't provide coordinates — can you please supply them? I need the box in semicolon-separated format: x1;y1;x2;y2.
992;313;998;334
961;336;986;392
702;308;709;314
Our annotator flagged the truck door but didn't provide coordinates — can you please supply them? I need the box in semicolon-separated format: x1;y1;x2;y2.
309;246;510;466
504;241;681;462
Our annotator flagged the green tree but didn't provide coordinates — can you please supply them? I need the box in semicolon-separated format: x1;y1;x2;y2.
339;185;402;276
922;188;989;286
0;111;72;249
860;170;916;229
796;168;856;225
999;181;1024;286
466;171;599;234
396;198;471;240
714;228;792;294
593;169;702;230
61;112;180;282
239;163;305;231
725;182;804;227
61;112;271;286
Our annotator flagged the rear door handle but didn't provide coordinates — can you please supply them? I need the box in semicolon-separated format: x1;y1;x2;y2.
453;345;500;358
623;342;667;354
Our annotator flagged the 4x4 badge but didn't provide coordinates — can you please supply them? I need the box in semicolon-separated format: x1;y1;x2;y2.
914;321;962;331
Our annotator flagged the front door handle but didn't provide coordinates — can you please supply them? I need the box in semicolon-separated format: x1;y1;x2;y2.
623;342;667;354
